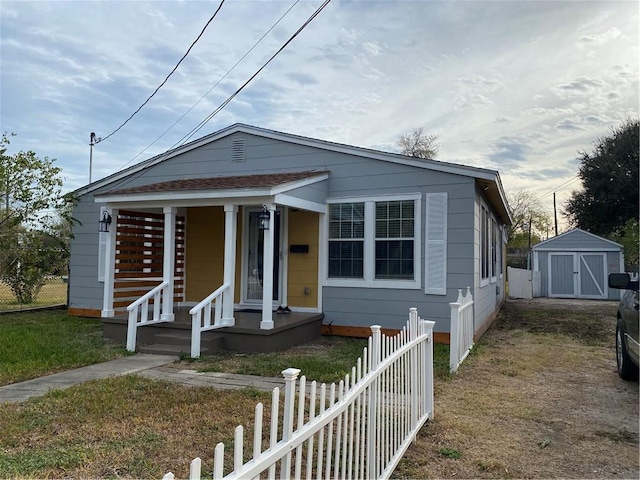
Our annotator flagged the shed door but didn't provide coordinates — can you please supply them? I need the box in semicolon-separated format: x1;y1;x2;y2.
549;253;576;298
548;252;607;299
578;253;606;299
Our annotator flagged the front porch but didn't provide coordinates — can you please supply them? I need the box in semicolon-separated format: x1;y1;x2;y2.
102;306;324;356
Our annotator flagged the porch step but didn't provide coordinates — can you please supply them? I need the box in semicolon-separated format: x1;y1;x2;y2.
138;331;225;357
138;343;202;356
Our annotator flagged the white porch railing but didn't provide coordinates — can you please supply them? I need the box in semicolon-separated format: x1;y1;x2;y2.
163;308;435;480
126;281;171;352
449;287;474;373
189;283;230;358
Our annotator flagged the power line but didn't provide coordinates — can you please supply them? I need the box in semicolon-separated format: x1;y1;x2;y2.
116;0;301;172
536;175;580;202
170;0;332;149
99;0;226;144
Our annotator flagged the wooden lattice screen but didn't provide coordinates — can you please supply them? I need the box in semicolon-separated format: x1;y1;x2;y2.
113;209;185;310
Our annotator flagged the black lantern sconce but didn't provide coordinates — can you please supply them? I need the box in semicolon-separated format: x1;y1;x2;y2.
99;211;112;233
258;205;270;231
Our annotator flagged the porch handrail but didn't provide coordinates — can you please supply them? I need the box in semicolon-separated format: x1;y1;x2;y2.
127;281;169;312
126;281;170;352
189;282;230;358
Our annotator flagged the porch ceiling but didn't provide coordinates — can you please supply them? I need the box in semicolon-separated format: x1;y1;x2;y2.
94;171;329;212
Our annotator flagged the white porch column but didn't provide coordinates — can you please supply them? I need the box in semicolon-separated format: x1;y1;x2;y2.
260;204;276;330
222;204;237;326
161;206;176;321
101;208;118;317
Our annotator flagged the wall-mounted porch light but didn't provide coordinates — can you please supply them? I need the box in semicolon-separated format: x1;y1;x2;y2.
258;205;270;231
99;211;112;232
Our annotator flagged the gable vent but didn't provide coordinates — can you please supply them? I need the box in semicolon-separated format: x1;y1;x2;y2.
231;138;246;162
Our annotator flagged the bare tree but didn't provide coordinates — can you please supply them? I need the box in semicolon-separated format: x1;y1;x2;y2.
396;127;439;159
507;189;552;245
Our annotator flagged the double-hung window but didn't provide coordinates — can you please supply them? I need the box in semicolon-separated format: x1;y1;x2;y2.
326;194;421;289
481;206;489;282
328;203;364;278
375;200;414;280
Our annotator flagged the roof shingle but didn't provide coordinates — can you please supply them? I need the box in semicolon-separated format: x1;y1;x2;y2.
100;171;327;196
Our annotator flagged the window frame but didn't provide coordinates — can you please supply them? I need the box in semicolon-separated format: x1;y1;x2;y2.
480;201;502;287
327;202;365;279
324;193;421;289
491;218;498;283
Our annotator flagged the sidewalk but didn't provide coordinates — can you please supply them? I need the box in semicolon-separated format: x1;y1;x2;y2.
0;354;285;404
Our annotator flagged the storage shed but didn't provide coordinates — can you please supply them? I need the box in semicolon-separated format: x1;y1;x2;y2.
533;228;624;300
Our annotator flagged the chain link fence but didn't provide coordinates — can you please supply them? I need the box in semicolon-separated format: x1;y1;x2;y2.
0;277;68;311
0;252;69;312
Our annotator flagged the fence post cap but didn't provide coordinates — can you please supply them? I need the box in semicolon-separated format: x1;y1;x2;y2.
370;325;382;333
281;367;301;380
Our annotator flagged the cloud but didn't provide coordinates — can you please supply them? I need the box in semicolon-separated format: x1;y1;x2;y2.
455;93;493;110
552;76;603;96
362;41;384;56
487;136;533;165
577;27;622;46
556;118;585;131
286;72;319;87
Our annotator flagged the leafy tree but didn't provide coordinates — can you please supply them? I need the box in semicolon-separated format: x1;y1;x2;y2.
0;132;64;231
0;230;59;303
611;218;639;266
0;133;68;303
397;127;439;159
564;119;639;237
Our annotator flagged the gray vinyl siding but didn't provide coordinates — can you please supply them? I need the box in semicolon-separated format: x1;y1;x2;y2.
69;194;105;311
283;181;329;205
473;185;506;333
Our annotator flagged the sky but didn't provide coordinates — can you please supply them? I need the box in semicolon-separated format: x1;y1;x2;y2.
1;0;638;226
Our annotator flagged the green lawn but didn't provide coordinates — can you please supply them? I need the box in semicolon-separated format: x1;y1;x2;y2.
176;336;451;384
0;310;126;386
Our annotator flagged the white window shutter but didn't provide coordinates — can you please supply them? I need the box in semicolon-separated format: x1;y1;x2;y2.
425;193;447;295
98;207;107;282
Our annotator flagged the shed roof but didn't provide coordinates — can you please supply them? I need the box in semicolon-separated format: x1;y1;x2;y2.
533;228;622;251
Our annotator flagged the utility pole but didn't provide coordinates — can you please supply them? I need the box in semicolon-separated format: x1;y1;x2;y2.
553;192;558;236
89;132;101;184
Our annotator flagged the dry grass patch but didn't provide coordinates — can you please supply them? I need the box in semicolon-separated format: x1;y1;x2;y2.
0;375;272;479
393;299;639;479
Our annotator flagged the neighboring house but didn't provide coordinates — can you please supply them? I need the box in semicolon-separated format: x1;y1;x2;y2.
532;228;624;300
68;124;511;345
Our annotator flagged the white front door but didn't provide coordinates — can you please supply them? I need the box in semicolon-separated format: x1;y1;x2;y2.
242;207;283;305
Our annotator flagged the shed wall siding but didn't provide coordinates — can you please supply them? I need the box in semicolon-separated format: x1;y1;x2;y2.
536;248;621;300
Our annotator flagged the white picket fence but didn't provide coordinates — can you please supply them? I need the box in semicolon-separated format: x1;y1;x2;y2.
163;308;435;480
449;287;474;373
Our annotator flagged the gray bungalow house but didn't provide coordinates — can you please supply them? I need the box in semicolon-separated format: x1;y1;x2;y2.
68;124;511;352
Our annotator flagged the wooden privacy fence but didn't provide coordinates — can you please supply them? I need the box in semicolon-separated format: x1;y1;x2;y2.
449;287;474;373
163;308;435;480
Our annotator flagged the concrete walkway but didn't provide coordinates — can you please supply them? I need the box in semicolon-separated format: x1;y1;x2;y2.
0;354;285;404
